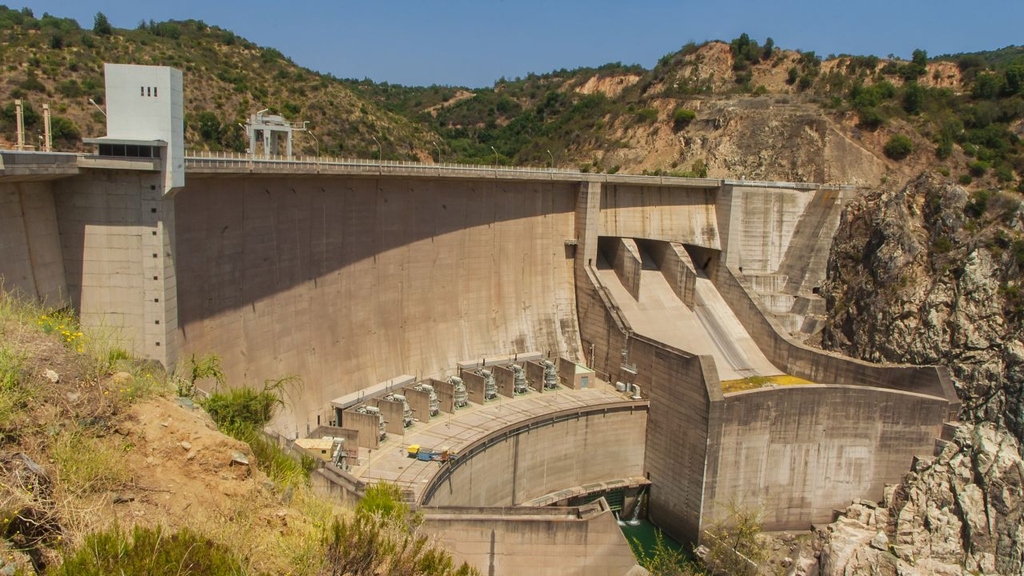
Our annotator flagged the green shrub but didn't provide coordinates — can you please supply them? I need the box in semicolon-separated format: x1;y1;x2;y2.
995;164;1015;182
357;482;409;522
883;134;913;160
635;108;658;123
969;160;990;177
902;83;925;115
973;72;1005;99
932;236;953;254
1001;284;1024;319
701;505;767;576
230;425;314;486
786;67;799;85
57;525;256;576
1009;239;1024;270
857;107;884;130
965;189;992;218
324;490;477;576
672;108;696;130
203;386;282;435
687;158;709;178
175;353;224;398
202;376;310;486
56;79;84;98
19;72;46;93
50;117;80;144
959;174;974;185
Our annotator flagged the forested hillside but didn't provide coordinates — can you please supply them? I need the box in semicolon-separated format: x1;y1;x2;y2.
1;6;1022;190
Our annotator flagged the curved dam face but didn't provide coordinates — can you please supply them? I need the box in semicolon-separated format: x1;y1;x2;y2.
173;176;582;432
423;404;647;507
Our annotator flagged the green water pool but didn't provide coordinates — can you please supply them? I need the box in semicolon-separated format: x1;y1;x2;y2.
618;519;690;562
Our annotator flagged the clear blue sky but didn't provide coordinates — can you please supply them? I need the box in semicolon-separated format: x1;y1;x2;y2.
18;0;1024;88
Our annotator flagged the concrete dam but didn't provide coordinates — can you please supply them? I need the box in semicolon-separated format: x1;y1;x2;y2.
0;64;960;576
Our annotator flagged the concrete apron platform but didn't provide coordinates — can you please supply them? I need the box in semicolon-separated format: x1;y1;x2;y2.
352;382;632;503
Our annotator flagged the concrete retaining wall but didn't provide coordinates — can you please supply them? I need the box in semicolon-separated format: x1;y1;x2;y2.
715;266;960;409
606;237;642;300
491;365;516;398
311;464;365;507
424;404;647;507
461;370;489;404
341;409;382;449
174;176;583;436
0;182;67;304
716;184;851;296
376;398;406;435
429;378;457;414
422;501;640;576
627;335;719;544
646;241;696;307
704;385;950;530
599;184;720;248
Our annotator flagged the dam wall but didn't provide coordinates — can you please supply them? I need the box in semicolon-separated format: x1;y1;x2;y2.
581;260;956;541
0;181;66;304
173;175;582;433
1;154;960;551
577;224;957;543
627;335;718;544
421;501;640;576
704;384;951;531
51;170;178;366
598;183;720;248
603;236;642;300
423;403;647;507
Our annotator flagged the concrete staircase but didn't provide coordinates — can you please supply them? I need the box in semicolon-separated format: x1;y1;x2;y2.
742;272;827;338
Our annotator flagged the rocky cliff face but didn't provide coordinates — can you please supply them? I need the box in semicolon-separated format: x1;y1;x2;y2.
823;173;1024;434
814;172;1024;574
820;424;1024;575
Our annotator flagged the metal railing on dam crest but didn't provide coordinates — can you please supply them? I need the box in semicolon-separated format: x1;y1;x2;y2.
183;150;739;188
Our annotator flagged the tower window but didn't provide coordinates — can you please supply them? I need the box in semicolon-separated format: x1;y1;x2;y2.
147;87;151;97
140;86;145;96
154;87;158;97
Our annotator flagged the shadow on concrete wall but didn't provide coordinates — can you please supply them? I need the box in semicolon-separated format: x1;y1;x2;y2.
174;175;577;325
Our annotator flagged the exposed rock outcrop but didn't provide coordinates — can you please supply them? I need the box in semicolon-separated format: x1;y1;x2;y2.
822;173;1024;435
815;173;1024;574
818;424;1024;575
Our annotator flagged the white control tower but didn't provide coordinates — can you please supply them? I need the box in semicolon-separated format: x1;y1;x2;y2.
84;63;184;195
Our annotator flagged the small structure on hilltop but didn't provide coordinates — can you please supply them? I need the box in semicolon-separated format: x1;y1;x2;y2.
244;109;307;159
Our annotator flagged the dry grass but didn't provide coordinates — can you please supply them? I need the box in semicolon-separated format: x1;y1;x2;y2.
199;486;341;575
50;431;134;496
0;289;472;575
